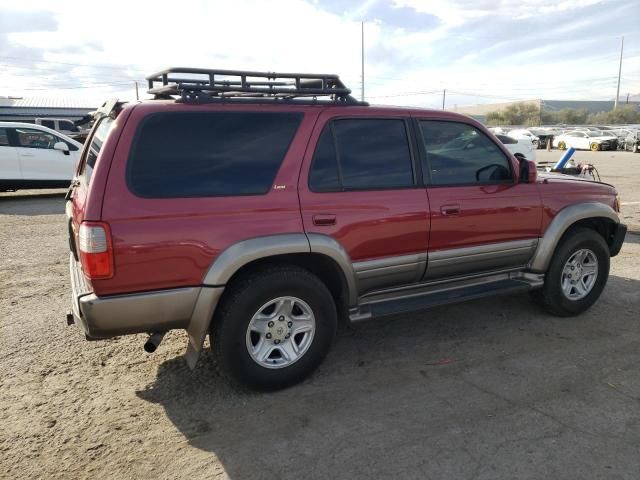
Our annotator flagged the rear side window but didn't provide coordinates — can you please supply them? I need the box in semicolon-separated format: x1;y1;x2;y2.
83;116;114;185
41;120;55;129
127;112;302;198
309;118;414;192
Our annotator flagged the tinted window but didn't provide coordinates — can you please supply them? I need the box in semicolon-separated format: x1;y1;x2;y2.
333;119;413;189
128;112;302;198
15;128;57;149
41;120;55;129
60;120;80;132
420;121;512;185
0;128;9;146
83;116;114;185
309;126;341;192
496;134;517;145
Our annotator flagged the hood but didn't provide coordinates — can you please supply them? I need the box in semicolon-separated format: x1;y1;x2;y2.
537;171;616;190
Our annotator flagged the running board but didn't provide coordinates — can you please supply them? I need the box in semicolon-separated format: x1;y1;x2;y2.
348;271;544;323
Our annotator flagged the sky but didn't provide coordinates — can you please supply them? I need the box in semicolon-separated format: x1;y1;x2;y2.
0;0;638;109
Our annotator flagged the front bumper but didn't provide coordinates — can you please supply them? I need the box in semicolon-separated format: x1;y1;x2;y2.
609;223;627;257
69;254;199;338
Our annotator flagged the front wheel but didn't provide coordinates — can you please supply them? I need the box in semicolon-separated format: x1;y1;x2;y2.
590;142;600;151
211;265;337;390
557;141;566;150
533;228;610;317
634;144;639;153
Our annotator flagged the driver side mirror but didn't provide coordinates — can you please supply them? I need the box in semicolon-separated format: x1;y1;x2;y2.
54;141;70;155
515;154;537;183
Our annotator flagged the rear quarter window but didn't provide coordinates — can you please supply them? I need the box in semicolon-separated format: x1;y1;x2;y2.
82;116;114;185
127;111;303;198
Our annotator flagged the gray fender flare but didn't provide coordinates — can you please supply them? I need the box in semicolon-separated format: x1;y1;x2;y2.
184;233;356;368
529;202;619;272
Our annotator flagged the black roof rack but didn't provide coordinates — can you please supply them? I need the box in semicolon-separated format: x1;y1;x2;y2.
146;67;366;105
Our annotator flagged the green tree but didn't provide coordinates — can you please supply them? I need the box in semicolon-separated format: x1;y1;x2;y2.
485;102;541;126
557;108;589;124
485;111;505;126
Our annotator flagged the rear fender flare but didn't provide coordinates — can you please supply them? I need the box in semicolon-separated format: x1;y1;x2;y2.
185;233;356;368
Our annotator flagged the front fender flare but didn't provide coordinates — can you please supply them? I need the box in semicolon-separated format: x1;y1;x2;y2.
529;202;619;272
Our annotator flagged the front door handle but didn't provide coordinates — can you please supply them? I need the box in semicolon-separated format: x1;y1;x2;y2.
440;204;461;215
313;214;336;226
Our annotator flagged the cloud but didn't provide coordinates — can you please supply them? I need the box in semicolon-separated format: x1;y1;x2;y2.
0;9;57;34
0;0;637;106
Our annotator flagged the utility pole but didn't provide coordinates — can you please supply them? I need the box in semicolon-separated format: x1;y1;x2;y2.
614;36;624;109
135;81;139;101
361;21;365;103
442;88;446;110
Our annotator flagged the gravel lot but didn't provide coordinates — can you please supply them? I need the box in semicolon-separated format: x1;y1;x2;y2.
1;150;639;479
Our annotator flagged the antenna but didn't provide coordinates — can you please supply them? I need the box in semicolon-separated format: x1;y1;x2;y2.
361;21;365;103
614;36;624;109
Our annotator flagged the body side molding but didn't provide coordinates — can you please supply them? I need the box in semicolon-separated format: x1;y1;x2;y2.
529;202;619;272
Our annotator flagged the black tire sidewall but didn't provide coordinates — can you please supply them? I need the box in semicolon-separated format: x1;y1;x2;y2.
542;229;610;316
213;267;337;390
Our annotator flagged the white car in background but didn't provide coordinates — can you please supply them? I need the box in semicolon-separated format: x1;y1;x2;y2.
0;122;82;191
496;134;537;162
507;128;540;147
553;130;617;151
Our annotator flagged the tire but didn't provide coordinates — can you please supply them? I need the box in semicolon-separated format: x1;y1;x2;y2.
533;227;610;317
558;141;566;150
590;143;600;152
634;144;638;153
211;265;337;391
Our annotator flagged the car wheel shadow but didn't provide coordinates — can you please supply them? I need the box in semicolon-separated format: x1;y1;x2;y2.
134;276;640;478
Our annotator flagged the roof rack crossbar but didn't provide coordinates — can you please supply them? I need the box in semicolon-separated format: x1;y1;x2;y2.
146;67;365;105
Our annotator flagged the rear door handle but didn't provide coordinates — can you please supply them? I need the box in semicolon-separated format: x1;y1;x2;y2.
440;204;461;215
313;214;336;226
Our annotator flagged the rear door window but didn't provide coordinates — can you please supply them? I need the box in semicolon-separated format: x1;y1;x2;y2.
40;120;55;129
308;118;415;192
127;112;303;198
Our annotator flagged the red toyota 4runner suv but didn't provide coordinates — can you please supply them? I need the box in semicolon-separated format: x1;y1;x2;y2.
66;68;626;390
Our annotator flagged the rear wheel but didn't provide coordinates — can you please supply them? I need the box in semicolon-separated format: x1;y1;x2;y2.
590;142;600;152
633;144;639;153
558;141;566;150
211;265;337;390
533;228;610;317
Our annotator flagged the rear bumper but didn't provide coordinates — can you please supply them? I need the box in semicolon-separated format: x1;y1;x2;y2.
609;223;627;257
69;254;209;339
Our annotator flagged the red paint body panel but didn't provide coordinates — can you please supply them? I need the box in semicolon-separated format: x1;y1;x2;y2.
95;103;321;296
297;109;430;262
70;100;619;298
426;184;542;250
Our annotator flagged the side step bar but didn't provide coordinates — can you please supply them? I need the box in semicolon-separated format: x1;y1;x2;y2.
349;271;544;323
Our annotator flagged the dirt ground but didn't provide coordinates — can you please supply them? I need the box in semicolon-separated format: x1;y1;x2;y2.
1;150;639;479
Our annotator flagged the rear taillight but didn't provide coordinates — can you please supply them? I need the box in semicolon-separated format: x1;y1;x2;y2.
78;222;113;279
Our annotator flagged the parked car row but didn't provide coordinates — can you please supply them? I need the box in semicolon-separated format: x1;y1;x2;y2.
491;124;640;153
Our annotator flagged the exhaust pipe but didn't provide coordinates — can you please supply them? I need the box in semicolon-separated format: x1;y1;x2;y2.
144;332;166;353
